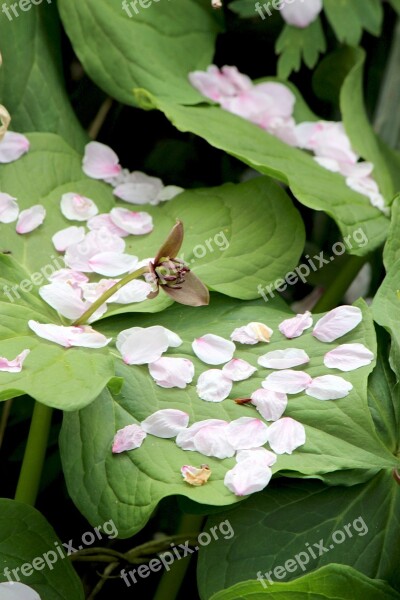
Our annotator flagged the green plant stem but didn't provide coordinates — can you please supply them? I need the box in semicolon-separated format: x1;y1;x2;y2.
73;266;150;326
15;402;53;505
153;514;205;600
0;399;13;450
312;255;367;314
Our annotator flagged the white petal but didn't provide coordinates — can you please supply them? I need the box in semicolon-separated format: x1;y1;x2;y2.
281;0;323;28
236;447;277;467
109;279;152;304
306;375;353;400
149;357;194;388
110;208;153;235
230;322;273;344
0;349;30;373
0;581;41;600
279;311;313;339
0;131;30;163
176;419;228;450
193;424;235;459
60;193;98;222
313;305;362;342
52;226;86;251
39;282;86;320
156;185;184;203
112;424;146;453
196;369;233;402
226;416;269;450
16;205;46;234
82;141;121;180
88;251;138;276
28;320;111;348
113;173;163;204
87;213;129;237
222;358;257;381
116;325;170;365
162;327;183;348
64;230;126;271
250;389;288;421
267;417;306;454
48;269;89;287
262;370;312;394
192;334;235;365
224;459;272;496
141;409;189;438
258;348;310;369
324;343;374;372
0;192;19;223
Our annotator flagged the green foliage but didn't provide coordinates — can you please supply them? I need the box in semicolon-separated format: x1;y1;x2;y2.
277;19;326;79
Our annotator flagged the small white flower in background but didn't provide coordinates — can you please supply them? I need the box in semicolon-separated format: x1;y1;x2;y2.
141;409;190;438
0;192;19;223
278;311;313;339
262;370;312;394
250;389;288;422
16;205;46;234
0;581;41;600
0;349;30;373
281;0;323;28
324;343;374;372
112;424;146;453
28;320;111;349
82;141;121;179
222;358;257;381
196;369;233;402
306;375;353;400
313;305;362;342
0;131;30;163
258;348;310;369
60;193;98;222
148;357;195;389
230;322;273;344
266;417;306;454
116;326;181;365
192;334;235;365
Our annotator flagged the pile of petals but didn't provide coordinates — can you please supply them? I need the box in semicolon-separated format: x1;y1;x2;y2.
189;66;389;216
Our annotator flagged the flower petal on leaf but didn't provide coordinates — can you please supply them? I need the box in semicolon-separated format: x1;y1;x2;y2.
52;226;86;252
324;343;374;372
278;311;313;339
267;417;306;454
112;424;146;453
231;322;273;344
262;370;312;394
82;141;121;180
88;251;138;276
193;425;235;459
148;357;194;388
222;358;257;381
0;131;30;163
110;208;153;235
0;581;41;599
281;0;323;28
175;419;228;451
226;416;269;450
60;193;98;222
258;348;310;369
0;349;30;373
250;389;288;421
192;334;235;365
116;326;171;365
39;282;86;320
313;305;362;342
236;447;277;467
224;459;272;496
0;192;19;223
196;369;233;402
306;375;353;400
141;409;189;438
28;320;111;348
16;205;46;234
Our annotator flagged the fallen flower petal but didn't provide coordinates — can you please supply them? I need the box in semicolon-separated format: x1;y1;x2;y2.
279;311;313;339
148;357;195;388
39;282;87;320
28;320;111;348
48;269;89;287
258;348;310;369
324;343;374;372
250;389;288;421
192;333;235;365
64;230;125;272
306;375;353;400
88;251;139;277
226;416;269;450
176;419;228;450
116;325;171;365
16;205;46;234
236;447;277;467
196;369;233;402
224;458;272;496
156;185;184;203
110;207;154;235
222;358;257;381
52;226;86;252
141;409;190;438
60;193;98;222
87;213;129;237
313;305;362;342
0;349;30;373
82;141;121;180
112;424;146;453
193;424;235;459
0;192;19;223
107;279;152;304
281;0;323;28
267;417;306;454
0;131;30;163
181;464;211;486
113;171;163;204
0;581;42;599
262;370;312;394
230;322;273;344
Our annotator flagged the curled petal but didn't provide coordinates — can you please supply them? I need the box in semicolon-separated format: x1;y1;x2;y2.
110;208;153;235
250;389;288;421
222;358;257;381
149;357;194;388
279;311;313;339
176;419;228;450
192;334;235;365
0;192;19;223
0;349;30;373
28;320;111;348
313;305;362;342
324;343;374;372
116;325;171;365
60;193;98;222
141;409;190;438
82;141;121;180
112;424;146;453
224;459;272;496
16;205;46;234
88;251;138;276
258;348;310;370
231;322;273;344
196;369;233;402
236;447;277;467
226;416;269;450
281;0;323;28
306;375;353;400
52;226;86;252
0;131;30;163
262;370;312;394
181;464;211;486
0;581;41;599
267;417;306;454
193;424;235;459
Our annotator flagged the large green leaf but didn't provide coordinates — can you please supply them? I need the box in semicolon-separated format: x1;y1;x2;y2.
58;0;221;105
0;499;84;600
209;565;400;600
0;1;86;152
59;295;397;537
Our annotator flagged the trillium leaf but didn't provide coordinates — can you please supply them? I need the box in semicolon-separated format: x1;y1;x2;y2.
0;499;84;599
59;296;397;537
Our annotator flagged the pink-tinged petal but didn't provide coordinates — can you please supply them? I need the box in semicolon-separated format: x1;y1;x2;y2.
295;121;358;164
88;251;138;276
87;214;129;237
324;343;374;372
230;322;273;344
28;320;111;348
224;459;272;496
258;348;310;370
176;419;228;450
192;334;235;365
222;358;257;381
226;416;269;450
141;409;189;438
0;581;41;599
0;131;30;163
196;369;233;402
0;349;30;373
189;65;251;102
48;269;89;287
108;279;152;304
181;464;211;486
306;375;353;400
236;447;277;467
60;193;98;222
250;389;288;422
81;280;117;303
52;226;85;252
267;417;306;454
116;325;171;365
148;357;194;388
64;230;126;271
109;207;153;235
0;192;19;223
39;282;86;320
262;370;312;394
193;424;235;459
281;0;323;28
113;182;161;205
279;311;313;339
16;205;46;234
82;141;121;180
313;305;362;342
112;424;146;453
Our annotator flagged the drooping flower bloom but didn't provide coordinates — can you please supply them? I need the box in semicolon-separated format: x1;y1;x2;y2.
60;193;98;221
0;192;19;223
192;334;235;365
0;131;30;163
262;370;312;394
196;369;233;402
222;358;257;381
250;389;288;421
82;141;121;180
148;357;195;388
112;424;146;453
258;348;310;369
28;320;111;348
279;311;313;338
306;375;353;400
266;417;306;454
181;464;211;486
313;305;362;342
281;0;323;28
16;205;46;234
116;325;181;365
0;349;30;373
141;409;189;438
230;322;273;344
324;343;374;372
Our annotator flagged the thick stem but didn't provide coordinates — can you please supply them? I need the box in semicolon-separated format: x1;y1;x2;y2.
73;266;150;326
15;402;53;505
312;255;367;314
